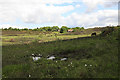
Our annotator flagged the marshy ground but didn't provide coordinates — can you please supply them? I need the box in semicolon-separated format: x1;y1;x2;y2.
1;27;119;78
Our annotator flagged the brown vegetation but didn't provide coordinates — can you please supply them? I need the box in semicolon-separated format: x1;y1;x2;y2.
10;38;15;42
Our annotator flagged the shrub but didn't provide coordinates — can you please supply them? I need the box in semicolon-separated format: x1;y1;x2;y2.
100;27;114;36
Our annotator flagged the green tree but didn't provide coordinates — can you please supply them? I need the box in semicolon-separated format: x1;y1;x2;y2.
33;28;38;31
8;27;13;30
47;27;52;31
23;28;29;31
39;28;44;31
73;28;76;32
60;26;68;33
60;28;64;33
75;27;80;29
12;28;19;31
4;28;8;30
52;26;59;31
81;27;84;29
29;29;32;31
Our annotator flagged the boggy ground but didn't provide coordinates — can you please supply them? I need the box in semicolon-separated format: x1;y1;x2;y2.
2;27;119;78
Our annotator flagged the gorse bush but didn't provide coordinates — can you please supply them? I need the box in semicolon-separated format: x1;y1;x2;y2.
100;27;114;36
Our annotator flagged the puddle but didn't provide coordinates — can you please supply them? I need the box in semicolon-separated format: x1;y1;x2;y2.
31;54;68;61
61;58;67;61
32;57;41;61
47;56;55;60
31;54;43;61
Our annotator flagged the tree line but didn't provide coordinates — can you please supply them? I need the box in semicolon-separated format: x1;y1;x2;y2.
1;26;84;33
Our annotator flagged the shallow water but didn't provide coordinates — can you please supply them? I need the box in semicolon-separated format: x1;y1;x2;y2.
61;58;67;61
31;55;68;61
32;57;41;61
47;56;55;60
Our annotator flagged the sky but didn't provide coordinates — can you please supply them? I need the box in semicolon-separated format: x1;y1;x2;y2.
0;0;119;29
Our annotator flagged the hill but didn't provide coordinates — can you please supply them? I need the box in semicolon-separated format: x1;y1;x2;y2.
2;27;119;78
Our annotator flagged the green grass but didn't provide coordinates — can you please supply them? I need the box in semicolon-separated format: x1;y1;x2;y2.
2;32;91;46
2;28;119;78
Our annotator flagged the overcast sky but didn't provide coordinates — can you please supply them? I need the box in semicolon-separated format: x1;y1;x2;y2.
0;0;119;29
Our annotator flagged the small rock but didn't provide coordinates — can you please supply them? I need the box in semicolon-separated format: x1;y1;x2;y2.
61;58;67;61
90;64;92;66
32;57;41;61
28;74;31;77
47;56;55;60
85;64;87;67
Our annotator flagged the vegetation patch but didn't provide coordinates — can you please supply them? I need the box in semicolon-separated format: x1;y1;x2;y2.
2;26;119;78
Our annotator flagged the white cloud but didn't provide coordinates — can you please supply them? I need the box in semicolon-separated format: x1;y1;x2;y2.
82;0;103;12
0;0;118;29
75;4;81;8
0;9;118;29
65;10;118;28
0;24;28;29
0;0;74;5
0;0;74;24
22;5;74;24
82;0;119;12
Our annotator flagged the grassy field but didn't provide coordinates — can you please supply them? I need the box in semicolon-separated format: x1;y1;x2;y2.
2;28;102;46
2;27;119;78
2;31;91;46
